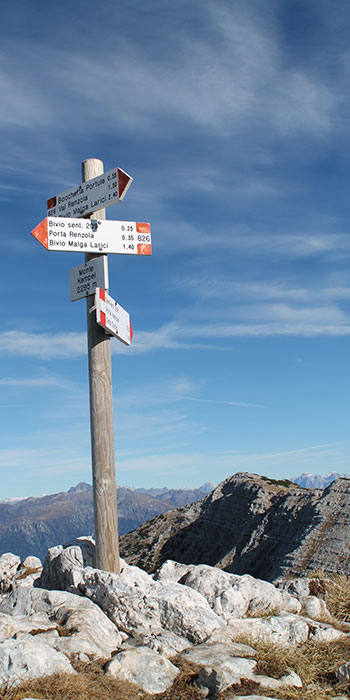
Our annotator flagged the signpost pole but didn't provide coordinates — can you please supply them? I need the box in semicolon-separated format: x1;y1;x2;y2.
82;157;120;574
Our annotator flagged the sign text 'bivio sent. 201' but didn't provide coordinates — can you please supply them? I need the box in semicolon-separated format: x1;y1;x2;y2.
47;167;133;218
31;217;152;255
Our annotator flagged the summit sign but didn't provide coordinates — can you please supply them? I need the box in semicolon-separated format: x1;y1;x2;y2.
47;167;133;218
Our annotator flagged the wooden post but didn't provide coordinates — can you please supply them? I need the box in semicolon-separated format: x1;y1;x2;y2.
82;157;120;574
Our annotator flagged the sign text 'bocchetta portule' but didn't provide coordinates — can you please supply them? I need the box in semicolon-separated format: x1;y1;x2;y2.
47;167;133;218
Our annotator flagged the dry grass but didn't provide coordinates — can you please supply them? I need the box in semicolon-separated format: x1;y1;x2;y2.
0;659;152;700
326;573;350;623
245;605;281;618
0;657;204;700
15;566;41;581
3;637;350;700
222;635;350;699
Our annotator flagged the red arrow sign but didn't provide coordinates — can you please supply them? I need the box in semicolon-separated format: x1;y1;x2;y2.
117;168;133;201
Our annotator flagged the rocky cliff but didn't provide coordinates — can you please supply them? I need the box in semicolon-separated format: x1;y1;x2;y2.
120;472;350;581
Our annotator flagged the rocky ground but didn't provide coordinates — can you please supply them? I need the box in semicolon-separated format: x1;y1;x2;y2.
0;538;348;698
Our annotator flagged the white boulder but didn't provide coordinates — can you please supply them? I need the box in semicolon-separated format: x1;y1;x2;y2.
0;637;74;688
155;562;301;619
0;586;123;660
0;553;20;598
180;640;302;693
77;563;225;643
105;646;179;693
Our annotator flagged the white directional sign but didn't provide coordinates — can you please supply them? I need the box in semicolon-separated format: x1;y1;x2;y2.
69;256;109;302
31;217;152;255
47;167;133;218
96;288;133;346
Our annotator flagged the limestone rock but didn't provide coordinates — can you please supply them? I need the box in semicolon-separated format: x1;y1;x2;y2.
39;544;85;591
38;540;127;592
208;615;309;646
0;587;122;660
0;637;74;688
335;662;350;682
105;646;179;693
0;553;20;597
180;640;302;693
77;563;225;643
209;612;346;647
300;595;330;619
132;629;191;657
0;611;54;643
166;563;300;619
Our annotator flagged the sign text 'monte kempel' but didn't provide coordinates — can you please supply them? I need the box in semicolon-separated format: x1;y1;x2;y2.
69;256;109;302
31;218;152;255
47;167;133;218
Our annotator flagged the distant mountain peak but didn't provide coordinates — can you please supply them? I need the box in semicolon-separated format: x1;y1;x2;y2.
67;483;92;494
198;482;215;493
292;472;349;489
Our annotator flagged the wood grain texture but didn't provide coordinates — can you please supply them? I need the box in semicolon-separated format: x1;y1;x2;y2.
83;158;120;574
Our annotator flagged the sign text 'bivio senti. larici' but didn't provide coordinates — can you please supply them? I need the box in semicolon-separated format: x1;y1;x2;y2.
47;167;133;218
31;217;152;256
95;288;133;346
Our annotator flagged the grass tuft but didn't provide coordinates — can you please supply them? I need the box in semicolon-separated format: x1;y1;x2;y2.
326;573;350;623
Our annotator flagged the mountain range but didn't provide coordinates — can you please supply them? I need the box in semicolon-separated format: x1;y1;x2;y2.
0;471;348;562
0;481;213;560
291;471;348;489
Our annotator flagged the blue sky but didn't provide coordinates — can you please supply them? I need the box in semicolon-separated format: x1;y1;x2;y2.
1;0;350;498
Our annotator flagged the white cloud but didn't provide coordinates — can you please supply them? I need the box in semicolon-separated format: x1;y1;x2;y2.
1;298;350;365
0;331;86;359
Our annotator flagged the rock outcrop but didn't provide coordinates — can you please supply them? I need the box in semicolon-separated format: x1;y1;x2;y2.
0;540;348;696
120;472;350;580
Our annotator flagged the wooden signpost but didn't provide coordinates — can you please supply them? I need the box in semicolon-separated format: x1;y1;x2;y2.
30;157;151;575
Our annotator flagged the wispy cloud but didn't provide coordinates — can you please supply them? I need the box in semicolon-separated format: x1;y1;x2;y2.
0;1;342;157
178;395;265;409
116;440;350;486
1;302;350;363
0;375;73;389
